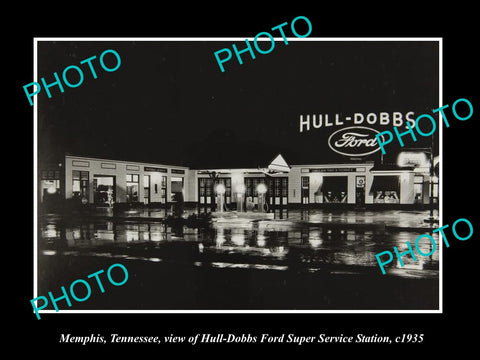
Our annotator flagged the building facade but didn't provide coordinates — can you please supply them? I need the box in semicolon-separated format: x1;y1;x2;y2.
38;153;438;210
63;155;191;206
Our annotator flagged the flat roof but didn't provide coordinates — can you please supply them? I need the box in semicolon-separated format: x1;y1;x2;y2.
64;155;420;173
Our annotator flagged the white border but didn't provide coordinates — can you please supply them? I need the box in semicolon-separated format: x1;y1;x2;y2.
33;38;39;302
33;37;443;316
438;38;443;314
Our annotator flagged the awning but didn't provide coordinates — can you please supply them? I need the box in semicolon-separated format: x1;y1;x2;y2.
370;165;414;172
369;176;399;193
321;176;348;192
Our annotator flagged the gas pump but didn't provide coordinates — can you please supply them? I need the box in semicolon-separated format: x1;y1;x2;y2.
257;183;267;213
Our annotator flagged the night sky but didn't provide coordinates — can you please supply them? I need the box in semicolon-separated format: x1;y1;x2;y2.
37;40;439;168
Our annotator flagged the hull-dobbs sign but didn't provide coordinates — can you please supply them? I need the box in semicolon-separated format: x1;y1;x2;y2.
298;110;433;159
299;112;416;133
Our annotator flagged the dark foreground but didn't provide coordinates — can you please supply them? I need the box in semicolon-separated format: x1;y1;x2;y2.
36;208;439;311
37;253;438;311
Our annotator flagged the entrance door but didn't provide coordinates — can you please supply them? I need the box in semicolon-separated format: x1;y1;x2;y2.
370;176;400;204
93;175;116;206
198;178;231;210
126;174;140;203
171;177;184;202
215;178;231;209
143;175;150;204
268;177;288;208
198;178;214;206
321;176;347;203
245;177;267;211
301;176;310;204
414;175;424;204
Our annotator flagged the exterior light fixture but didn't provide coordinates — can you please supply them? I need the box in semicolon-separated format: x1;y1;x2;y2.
215;183;226;195
257;183;267;194
235;183;246;194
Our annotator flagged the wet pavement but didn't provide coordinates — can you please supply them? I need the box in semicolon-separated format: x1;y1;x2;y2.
36;208;440;310
43;206;439;229
39;208;439;277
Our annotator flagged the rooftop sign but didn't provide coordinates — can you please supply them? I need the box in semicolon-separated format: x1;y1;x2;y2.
328;126;384;157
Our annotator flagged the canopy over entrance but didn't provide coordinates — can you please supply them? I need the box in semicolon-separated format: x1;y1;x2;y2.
369;175;400;194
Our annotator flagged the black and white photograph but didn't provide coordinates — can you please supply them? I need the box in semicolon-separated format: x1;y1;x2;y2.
14;7;479;353
35;38;441;312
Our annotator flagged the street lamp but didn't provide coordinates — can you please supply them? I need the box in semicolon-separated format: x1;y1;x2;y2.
257;183;267;213
215;183;226;194
206;171;219;211
257;183;267;194
215;183;226;213
235;183;246;212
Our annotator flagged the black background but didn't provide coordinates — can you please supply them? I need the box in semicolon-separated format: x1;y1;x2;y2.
13;4;478;355
35;40;439;168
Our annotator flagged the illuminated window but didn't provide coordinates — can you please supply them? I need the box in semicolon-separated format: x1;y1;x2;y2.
301;176;310;204
143;175;150;203
72;170;89;198
245;178;265;197
216;178;231;197
281;178;288;197
302;176;309;188
275;178;281;196
414;175;424;203
126;174;139;202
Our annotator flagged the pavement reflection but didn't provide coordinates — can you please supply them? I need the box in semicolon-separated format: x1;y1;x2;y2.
39;209;439;279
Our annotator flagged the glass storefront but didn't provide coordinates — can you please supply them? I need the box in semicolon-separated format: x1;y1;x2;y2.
267;177;288;206
198;177;231;209
216;178;232;205
126;174;139;203
245;177;266;210
72;170;89;201
321;176;348;203
60;157;438;208
159;176;167;202
414;175;424;204
370;176;400;204
171;177;184;202
93;175;115;206
199;178;213;204
143;175;150;204
301;176;309;204
40;170;61;203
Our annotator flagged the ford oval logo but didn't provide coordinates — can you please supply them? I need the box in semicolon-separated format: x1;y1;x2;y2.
328;126;384;157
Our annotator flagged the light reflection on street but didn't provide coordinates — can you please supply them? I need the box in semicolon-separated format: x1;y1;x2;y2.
39;210;439;279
